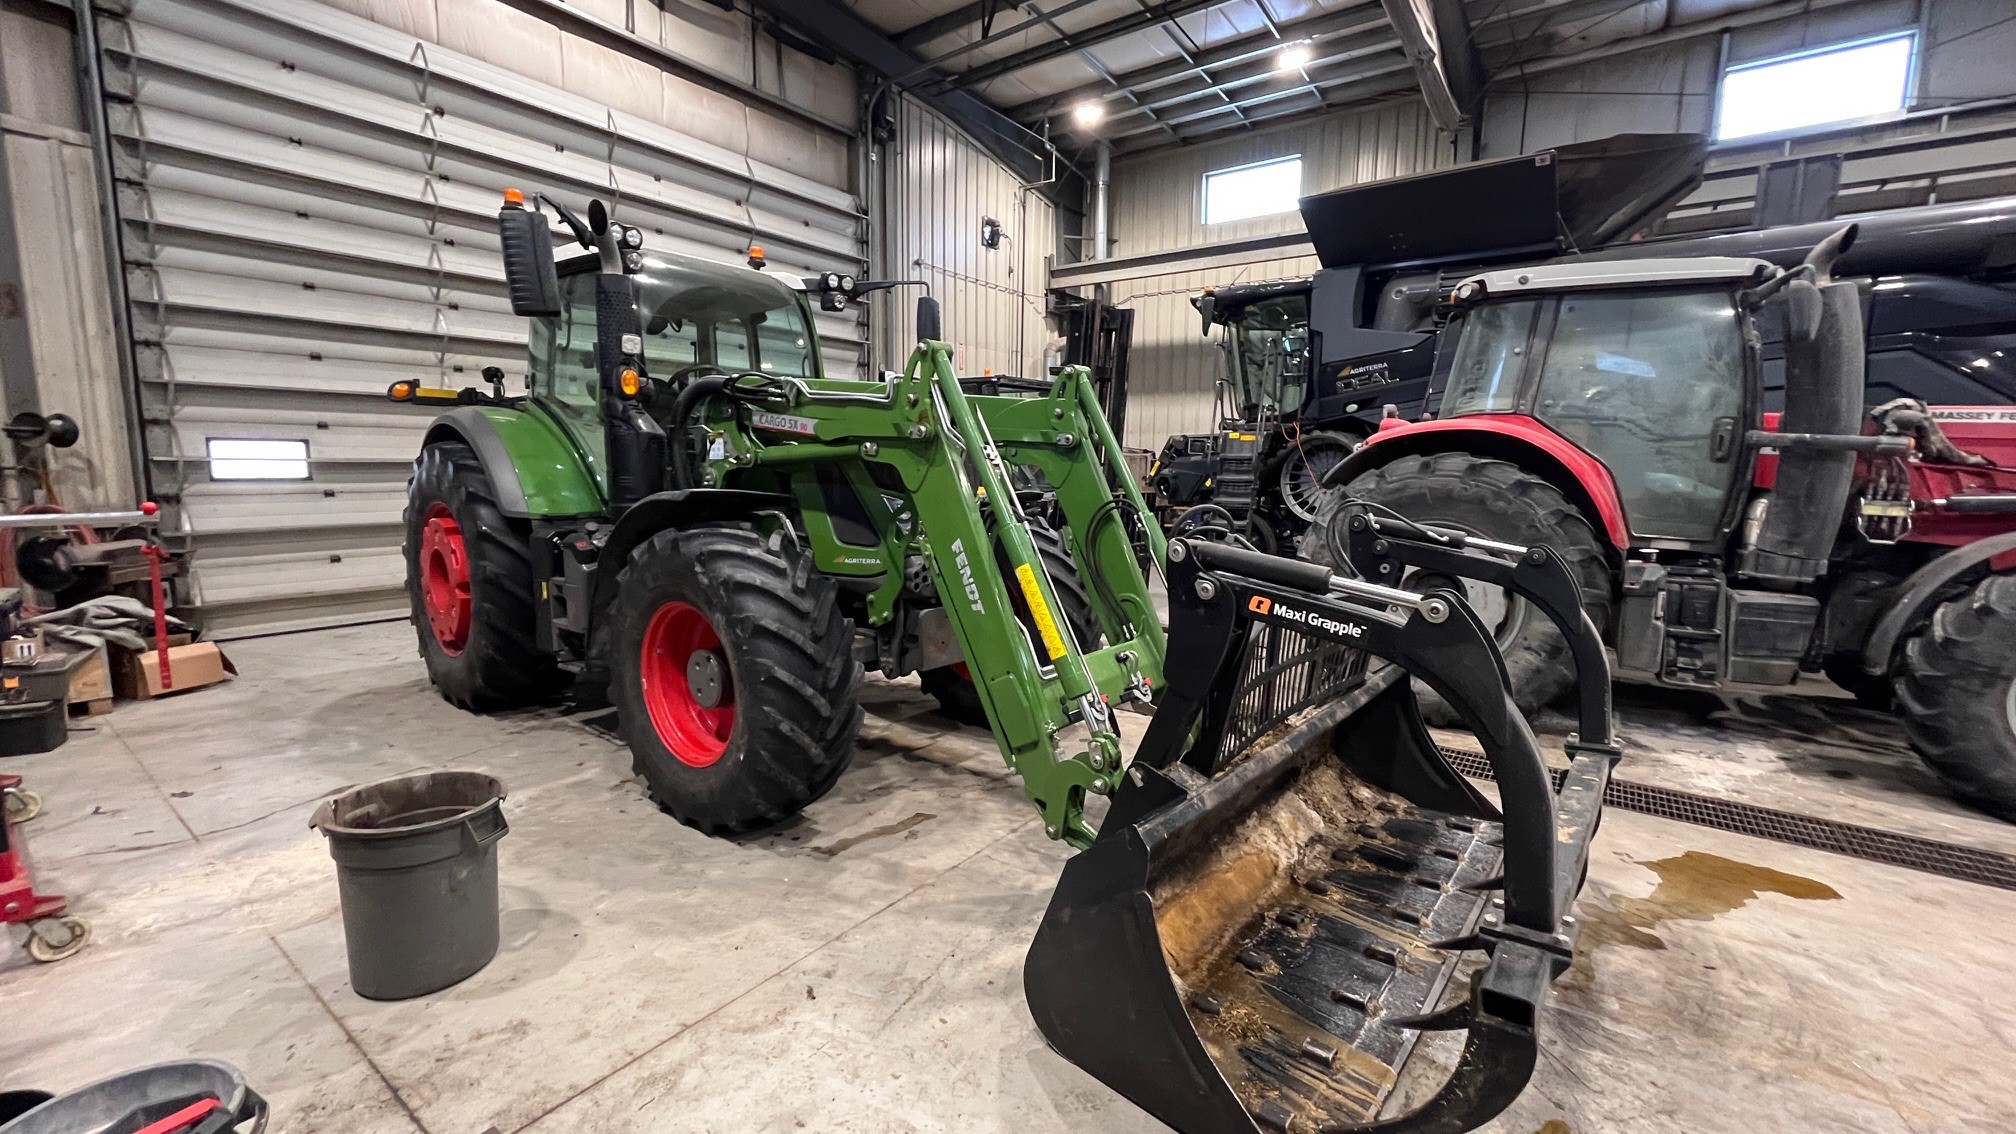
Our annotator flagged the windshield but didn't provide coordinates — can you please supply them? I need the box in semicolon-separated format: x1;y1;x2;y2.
1228;295;1310;418
636;259;819;379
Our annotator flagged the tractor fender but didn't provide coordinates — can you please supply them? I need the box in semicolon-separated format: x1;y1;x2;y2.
1859;529;2016;674
1322;416;1632;549
592;488;798;610
424;406;603;518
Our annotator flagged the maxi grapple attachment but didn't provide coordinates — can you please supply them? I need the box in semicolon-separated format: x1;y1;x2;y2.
1024;536;1618;1134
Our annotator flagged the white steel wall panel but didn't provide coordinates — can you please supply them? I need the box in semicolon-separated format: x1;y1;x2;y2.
91;0;865;635
882;98;1057;381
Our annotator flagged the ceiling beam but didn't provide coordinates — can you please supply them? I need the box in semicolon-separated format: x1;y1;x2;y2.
744;0;1051;183
1008;2;1391;123
941;0;1228;90
893;0;1019;51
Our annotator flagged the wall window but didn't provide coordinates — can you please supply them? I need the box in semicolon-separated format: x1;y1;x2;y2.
1203;155;1303;225
1715;32;1916;142
206;438;310;480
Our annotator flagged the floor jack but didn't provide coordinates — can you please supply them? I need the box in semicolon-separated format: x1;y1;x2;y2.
2;772;88;962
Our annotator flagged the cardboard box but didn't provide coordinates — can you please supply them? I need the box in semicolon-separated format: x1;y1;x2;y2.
113;641;234;700
67;647;113;705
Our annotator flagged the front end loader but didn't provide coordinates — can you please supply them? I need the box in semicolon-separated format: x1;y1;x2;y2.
394;190;1617;1132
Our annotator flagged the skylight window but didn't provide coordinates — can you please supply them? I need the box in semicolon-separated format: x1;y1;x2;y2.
1715;32;1916;142
1203;156;1303;225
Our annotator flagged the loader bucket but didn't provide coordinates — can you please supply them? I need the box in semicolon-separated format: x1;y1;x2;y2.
1025;539;1614;1134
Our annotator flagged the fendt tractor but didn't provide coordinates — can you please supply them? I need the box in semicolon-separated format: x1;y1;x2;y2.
1154;133;2016;552
1312;225;2016;819
391;187;1625;1132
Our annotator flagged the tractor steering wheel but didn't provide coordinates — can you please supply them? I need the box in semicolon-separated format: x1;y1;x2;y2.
667;363;730;385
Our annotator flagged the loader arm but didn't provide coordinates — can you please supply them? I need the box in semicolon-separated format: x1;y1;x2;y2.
701;346;1166;846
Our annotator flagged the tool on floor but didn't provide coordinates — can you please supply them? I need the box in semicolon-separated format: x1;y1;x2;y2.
392;190;1613;1131
0;772;88;963
0;1060;265;1134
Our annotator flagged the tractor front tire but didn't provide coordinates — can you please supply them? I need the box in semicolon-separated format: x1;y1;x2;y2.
609;526;861;835
1317;453;1614;723
1895;574;2016;820
405;441;557;710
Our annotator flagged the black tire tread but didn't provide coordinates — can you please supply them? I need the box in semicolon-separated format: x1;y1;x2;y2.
925;517;1099;725
1895;573;2016;818
404;441;558;710
1311;452;1613;720
610;526;861;834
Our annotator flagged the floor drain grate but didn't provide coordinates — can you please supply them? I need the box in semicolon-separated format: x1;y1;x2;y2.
1439;746;2016;892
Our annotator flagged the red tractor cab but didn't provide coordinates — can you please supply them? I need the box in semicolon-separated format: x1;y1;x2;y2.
1317;227;2016;818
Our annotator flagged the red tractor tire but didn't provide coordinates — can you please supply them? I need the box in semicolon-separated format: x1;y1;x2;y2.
1319;453;1614;723
404;442;559;710
1895;573;2016;820
608;525;861;834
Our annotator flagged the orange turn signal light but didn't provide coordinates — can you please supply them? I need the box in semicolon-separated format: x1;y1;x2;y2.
387;381;415;401
619;368;642;397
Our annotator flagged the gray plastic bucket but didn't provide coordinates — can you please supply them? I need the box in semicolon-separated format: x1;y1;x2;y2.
310;771;507;1000
0;1059;265;1134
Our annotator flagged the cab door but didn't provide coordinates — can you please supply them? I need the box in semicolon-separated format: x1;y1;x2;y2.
1529;287;1749;545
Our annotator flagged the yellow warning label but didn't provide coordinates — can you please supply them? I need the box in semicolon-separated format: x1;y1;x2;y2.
1016;563;1068;660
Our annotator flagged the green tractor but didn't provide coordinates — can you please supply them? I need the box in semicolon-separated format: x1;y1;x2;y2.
394;189;1617;1133
395;189;1164;846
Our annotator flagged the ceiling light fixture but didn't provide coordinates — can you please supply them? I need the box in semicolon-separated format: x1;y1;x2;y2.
1072;100;1105;127
1276;43;1313;72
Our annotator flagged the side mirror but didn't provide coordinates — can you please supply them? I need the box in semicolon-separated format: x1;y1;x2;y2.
498;198;561;317
1195;293;1216;337
916;296;942;343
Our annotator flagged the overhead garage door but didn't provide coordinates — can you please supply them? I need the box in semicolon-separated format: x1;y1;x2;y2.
88;0;864;636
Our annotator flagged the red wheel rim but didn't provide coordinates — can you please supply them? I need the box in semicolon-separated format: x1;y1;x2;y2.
640;600;734;767
419;503;472;655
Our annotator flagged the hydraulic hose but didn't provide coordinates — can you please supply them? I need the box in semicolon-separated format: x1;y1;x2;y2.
667;376;729;491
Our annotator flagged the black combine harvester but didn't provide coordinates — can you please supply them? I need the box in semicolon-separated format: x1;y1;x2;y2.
1153;133;2016;550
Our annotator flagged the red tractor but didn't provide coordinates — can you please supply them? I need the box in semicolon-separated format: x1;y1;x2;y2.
1312;226;2016;817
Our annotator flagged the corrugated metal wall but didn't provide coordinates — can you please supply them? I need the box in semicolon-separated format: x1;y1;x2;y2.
1109;100;1457;258
89;0;864;636
881;97;1057;381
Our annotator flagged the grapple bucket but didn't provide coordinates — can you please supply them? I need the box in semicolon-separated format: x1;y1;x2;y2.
1024;539;1616;1134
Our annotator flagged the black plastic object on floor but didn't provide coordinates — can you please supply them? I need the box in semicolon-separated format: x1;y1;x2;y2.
0;1059;265;1134
0;700;65;757
311;771;507;1000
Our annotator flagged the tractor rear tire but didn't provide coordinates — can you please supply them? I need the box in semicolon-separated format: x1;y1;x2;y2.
924;517;1099;727
1895;574;2016;820
1318;453;1614;724
405;441;558;710
609;525;861;835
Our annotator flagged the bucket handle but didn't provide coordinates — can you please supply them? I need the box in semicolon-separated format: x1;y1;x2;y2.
461;805;509;852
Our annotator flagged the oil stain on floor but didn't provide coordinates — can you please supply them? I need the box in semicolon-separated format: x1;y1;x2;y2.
1566;851;1841;984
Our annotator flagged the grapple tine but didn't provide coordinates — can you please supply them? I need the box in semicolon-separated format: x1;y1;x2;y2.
1024;537;1612;1134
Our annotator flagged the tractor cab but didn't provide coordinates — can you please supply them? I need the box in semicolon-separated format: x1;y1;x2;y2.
1427;256;1777;550
530;247;828;496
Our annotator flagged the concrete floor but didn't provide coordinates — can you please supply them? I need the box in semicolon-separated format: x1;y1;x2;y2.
3;622;2014;1133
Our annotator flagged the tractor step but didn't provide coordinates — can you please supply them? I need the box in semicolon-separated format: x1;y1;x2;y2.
1180;804;1500;1129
